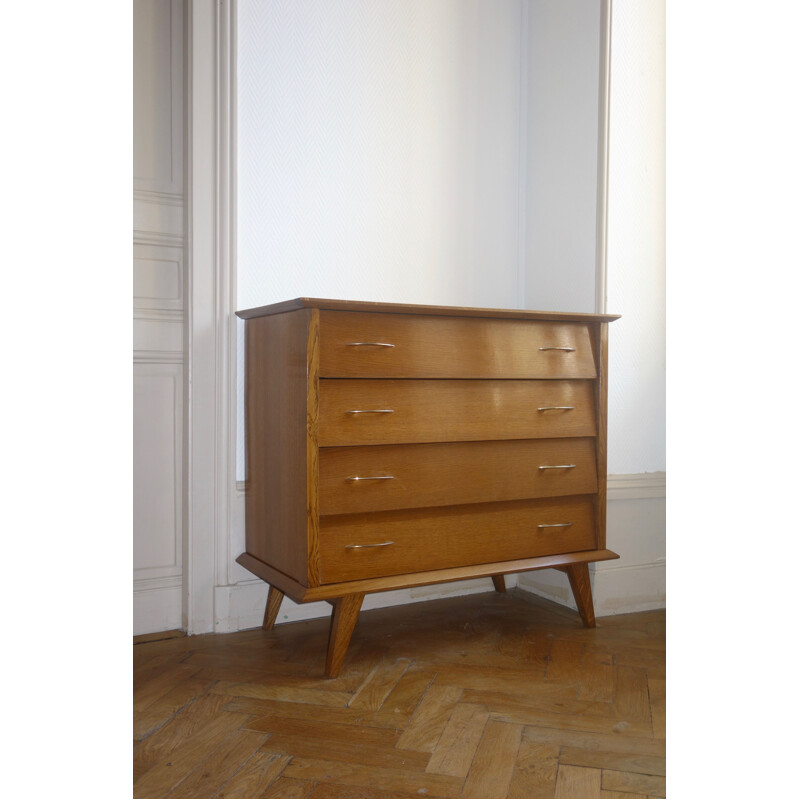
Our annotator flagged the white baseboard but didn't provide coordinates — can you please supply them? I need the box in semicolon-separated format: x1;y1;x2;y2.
133;579;182;635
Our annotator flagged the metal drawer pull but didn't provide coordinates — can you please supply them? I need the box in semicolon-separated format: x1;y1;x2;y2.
345;475;395;482
345;541;395;549
346;341;395;348
538;346;576;351
345;409;395;414
538;464;577;470
537;522;575;529
537;406;575;411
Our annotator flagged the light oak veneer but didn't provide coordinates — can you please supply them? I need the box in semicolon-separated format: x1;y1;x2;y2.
236;298;620;677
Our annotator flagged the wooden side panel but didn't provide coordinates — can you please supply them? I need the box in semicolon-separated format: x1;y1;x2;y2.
319;379;596;446
319;311;597;378
594;323;609;550
243;309;312;585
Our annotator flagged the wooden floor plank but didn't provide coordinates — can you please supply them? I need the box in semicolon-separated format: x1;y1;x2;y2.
133;712;249;798
260;776;316;798
507;741;559;799
555;764;603;798
215;750;292;798
306;781;413;798
164;729;270;798
459;719;523;798
560;746;666;777
347;658;411;712
134;677;216;741
426;702;489;777
368;667;436;729
240;714;401;748
522;726;665;757
602;769;666;797
395;684;463;752
577;651;614;702
264;731;431;771
613;665;652;725
648;677;666;740
283;756;463;798
546;639;584;685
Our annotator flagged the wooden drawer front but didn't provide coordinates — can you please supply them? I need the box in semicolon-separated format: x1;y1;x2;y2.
319;311;596;379
319;497;596;583
318;379;596;446
319;438;597;515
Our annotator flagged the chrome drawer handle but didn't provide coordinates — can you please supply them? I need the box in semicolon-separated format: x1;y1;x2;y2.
345;475;395;482
537;522;575;529
346;341;395;348
345;541;395;549
538;346;576;351
538;464;577;470
537;406;575;411
345;409;395;414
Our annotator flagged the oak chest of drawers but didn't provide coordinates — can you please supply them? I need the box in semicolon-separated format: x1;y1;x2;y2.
236;298;619;677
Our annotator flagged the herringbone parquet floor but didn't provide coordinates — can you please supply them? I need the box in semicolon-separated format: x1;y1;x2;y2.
133;590;666;798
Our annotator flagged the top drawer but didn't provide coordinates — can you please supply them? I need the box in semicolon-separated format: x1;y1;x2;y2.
319;311;596;379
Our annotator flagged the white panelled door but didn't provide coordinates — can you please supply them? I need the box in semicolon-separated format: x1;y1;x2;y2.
133;0;186;635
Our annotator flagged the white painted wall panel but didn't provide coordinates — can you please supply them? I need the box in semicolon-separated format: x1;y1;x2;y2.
133;366;182;576
133;0;183;193
133;0;186;634
525;0;601;313
606;0;666;475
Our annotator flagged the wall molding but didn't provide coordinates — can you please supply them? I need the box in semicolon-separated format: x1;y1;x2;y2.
607;471;666;500
185;0;237;635
134;309;185;322
134;189;185;207
595;0;613;314
134;575;183;593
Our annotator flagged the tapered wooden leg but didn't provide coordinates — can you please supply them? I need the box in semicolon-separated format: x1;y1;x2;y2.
560;563;596;628
491;575;507;593
262;585;284;631
325;593;364;678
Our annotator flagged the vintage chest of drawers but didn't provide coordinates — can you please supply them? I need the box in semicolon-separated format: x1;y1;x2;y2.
235;298;619;677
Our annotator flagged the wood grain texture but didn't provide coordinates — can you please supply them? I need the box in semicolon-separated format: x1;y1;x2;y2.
326;594;365;678
133;594;663;798
555;764;603;798
237;549;620;604
426;702;490;778
460;719;523;798
319;310;597;378
306;308;321;587
319;438;598;515
320;496;596;583
563;562;597;627
594;322;609;550
319;378;597;446
262;585;284;631
243;310;312;585
236;296;620;324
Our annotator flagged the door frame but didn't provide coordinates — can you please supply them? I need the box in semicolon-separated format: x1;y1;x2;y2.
184;0;237;634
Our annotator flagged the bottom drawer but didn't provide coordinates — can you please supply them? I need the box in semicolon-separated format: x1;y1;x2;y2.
319;496;596;583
